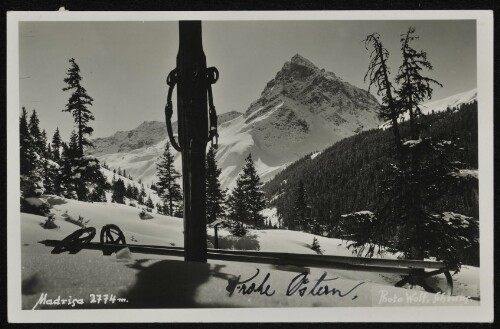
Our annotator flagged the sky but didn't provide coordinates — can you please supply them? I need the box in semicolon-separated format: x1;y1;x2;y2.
19;20;476;140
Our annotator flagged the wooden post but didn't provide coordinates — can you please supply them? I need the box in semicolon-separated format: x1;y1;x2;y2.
177;21;208;262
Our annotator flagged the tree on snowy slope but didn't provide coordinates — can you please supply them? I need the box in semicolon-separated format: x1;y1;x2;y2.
146;195;155;212
61;130;107;201
20;107;34;176
342;29;478;270
294;180;309;231
28;110;46;156
205;146;226;224
38;129;60;195
61;59;107;201
19;107;44;197
112;178;126;204
156;142;182;216
364;32;403;154
227;154;266;228
51;127;62;163
139;184;147;205
62;58;95;156
396;27;443;139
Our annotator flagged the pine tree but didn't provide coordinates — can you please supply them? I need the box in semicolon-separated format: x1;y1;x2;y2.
51;127;62;163
294;180;308;231
112;178;126;204
242;154;266;227
342;29;477;270
89;173;107;202
61;58;106;202
396;27;443;139
40;130;48;158
146;195;154;211
62;58;95;156
364;33;403;154
28;109;45;155
227;154;266;227
132;185;139;200
20;107;42;197
42;154;59;195
139;184;146;205
205;146;226;224
156;203;163;214
62;130;106;201
46;143;52;161
227;179;247;222
20;107;33;175
156;142;182;216
38;130;56;195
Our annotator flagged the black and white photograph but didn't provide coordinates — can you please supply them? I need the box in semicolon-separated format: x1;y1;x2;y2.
6;11;494;323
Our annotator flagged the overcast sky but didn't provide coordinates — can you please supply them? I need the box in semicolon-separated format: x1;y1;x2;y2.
19;20;476;140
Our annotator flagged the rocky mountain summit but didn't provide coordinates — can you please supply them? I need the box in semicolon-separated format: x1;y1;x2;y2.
90;54;382;188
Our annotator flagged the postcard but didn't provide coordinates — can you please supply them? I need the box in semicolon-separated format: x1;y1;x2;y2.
6;10;494;323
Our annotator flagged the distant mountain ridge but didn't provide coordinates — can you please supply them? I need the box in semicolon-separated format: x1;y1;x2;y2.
90;111;242;156
90;54;410;188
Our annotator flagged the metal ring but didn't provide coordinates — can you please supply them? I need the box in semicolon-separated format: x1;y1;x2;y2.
207;67;219;84
166;69;178;86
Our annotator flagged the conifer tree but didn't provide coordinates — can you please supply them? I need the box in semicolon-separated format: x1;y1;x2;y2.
132;185;139;200
20;107;34;176
62;58;106;201
156;203;163;214
342;29;477;270
156;142;182;216
227;179;247;223
51;127;62;163
46;143;52;161
62;58;95;156
205;146;226;224
28;109;46;155
89;174;107;202
139;184;147;205
364;33;403;153
294;180;308;231
227;154;266;227
40;130;48;158
20;107;42;197
112;178;126;204
146;195;154;211
396;27;443;139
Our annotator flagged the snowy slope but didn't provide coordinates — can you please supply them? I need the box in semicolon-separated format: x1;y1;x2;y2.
93;112;242;187
20;196;479;309
100;167;162;207
92;54;381;190
379;88;477;130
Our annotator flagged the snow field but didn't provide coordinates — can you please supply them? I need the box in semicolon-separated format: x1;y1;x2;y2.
20;196;480;309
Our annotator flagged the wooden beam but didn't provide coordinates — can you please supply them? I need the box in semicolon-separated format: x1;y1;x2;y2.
176;21;209;262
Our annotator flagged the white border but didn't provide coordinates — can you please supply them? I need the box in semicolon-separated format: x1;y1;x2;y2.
7;10;494;323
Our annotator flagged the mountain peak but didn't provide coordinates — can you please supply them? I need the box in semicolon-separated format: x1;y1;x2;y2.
290;54;317;69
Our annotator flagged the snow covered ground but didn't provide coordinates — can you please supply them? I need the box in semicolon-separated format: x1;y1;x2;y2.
20;196;479;309
101;167;162;207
